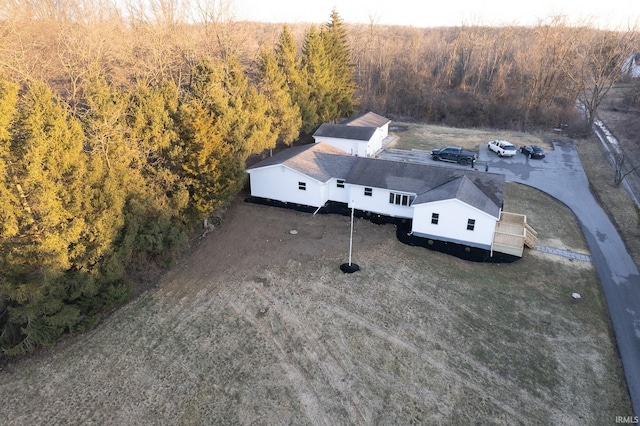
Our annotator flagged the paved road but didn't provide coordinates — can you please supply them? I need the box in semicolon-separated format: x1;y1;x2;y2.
380;142;640;415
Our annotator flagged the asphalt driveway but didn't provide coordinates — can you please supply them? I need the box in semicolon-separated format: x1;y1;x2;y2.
380;141;640;415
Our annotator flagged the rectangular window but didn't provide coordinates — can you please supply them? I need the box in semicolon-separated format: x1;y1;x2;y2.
337;179;345;188
389;192;412;206
364;187;372;196
298;182;306;191
431;213;439;225
467;219;476;231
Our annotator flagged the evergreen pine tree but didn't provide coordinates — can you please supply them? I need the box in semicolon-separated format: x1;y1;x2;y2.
301;25;334;130
257;48;301;150
77;74;130;276
275;25;317;135
322;9;357;118
1;81;91;355
124;81;189;256
176;57;278;219
0;78;20;240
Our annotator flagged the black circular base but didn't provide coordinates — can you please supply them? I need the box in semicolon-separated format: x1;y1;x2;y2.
340;263;360;273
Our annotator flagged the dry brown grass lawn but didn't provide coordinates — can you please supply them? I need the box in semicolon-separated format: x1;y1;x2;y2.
503;183;589;254
389;123;555;153
0;185;630;425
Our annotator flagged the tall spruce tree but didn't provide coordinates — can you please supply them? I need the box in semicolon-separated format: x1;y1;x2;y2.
301;25;334;130
322;9;357;118
257;48;301;150
275;25;317;135
0;78;20;241
78;75;130;280
1;81;91;355
176;57;275;218
0;78;22;355
124;81;189;256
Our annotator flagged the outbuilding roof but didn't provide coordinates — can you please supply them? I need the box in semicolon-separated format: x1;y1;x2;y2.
313;123;377;141
341;111;391;128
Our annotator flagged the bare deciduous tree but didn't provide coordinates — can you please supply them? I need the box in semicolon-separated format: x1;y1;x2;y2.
613;150;639;187
566;26;638;127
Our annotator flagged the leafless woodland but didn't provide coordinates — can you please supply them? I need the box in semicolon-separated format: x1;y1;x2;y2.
1;1;638;133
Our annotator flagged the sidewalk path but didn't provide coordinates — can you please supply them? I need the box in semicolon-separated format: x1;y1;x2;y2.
534;244;592;263
380;141;640;415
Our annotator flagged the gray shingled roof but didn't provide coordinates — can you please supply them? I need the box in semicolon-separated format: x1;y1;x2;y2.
345;157;504;217
246;143;356;182
248;144;504;217
414;175;501;218
341;111;391;128
313;123;377;141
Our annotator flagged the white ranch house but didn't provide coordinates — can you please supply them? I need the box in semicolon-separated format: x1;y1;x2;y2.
246;142;536;259
312;111;391;157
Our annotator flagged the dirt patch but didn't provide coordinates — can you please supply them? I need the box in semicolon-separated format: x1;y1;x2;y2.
158;197;392;301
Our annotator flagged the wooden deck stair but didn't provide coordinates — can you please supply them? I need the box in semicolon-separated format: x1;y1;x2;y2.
492;212;537;257
524;222;538;249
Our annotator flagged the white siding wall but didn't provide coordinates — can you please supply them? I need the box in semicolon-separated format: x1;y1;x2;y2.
367;130;384;156
248;165;327;207
348;184;414;218
328;178;350;203
411;199;497;248
314;136;368;157
379;122;389;138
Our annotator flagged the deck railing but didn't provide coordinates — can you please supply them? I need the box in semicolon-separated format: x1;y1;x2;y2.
492;211;537;257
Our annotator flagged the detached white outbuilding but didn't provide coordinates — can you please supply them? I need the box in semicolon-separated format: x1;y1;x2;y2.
312;111;392;157
246;142;524;257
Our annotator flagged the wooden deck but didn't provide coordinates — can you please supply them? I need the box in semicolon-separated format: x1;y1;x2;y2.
492;211;537;257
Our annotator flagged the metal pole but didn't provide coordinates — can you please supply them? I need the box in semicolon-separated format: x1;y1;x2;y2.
348;202;354;266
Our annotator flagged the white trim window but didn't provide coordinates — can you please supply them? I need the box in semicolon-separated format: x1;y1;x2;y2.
467;218;476;231
298;182;306;191
431;213;439;225
389;192;414;206
337;179;345;188
364;187;373;196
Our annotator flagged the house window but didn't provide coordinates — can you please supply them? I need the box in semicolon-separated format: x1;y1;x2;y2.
431;213;439;225
364;187;373;196
467;219;476;231
389;192;411;206
337;179;345;188
298;182;306;191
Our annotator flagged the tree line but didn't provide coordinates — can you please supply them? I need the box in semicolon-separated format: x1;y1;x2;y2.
348;19;638;132
2;2;637;132
0;9;356;357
